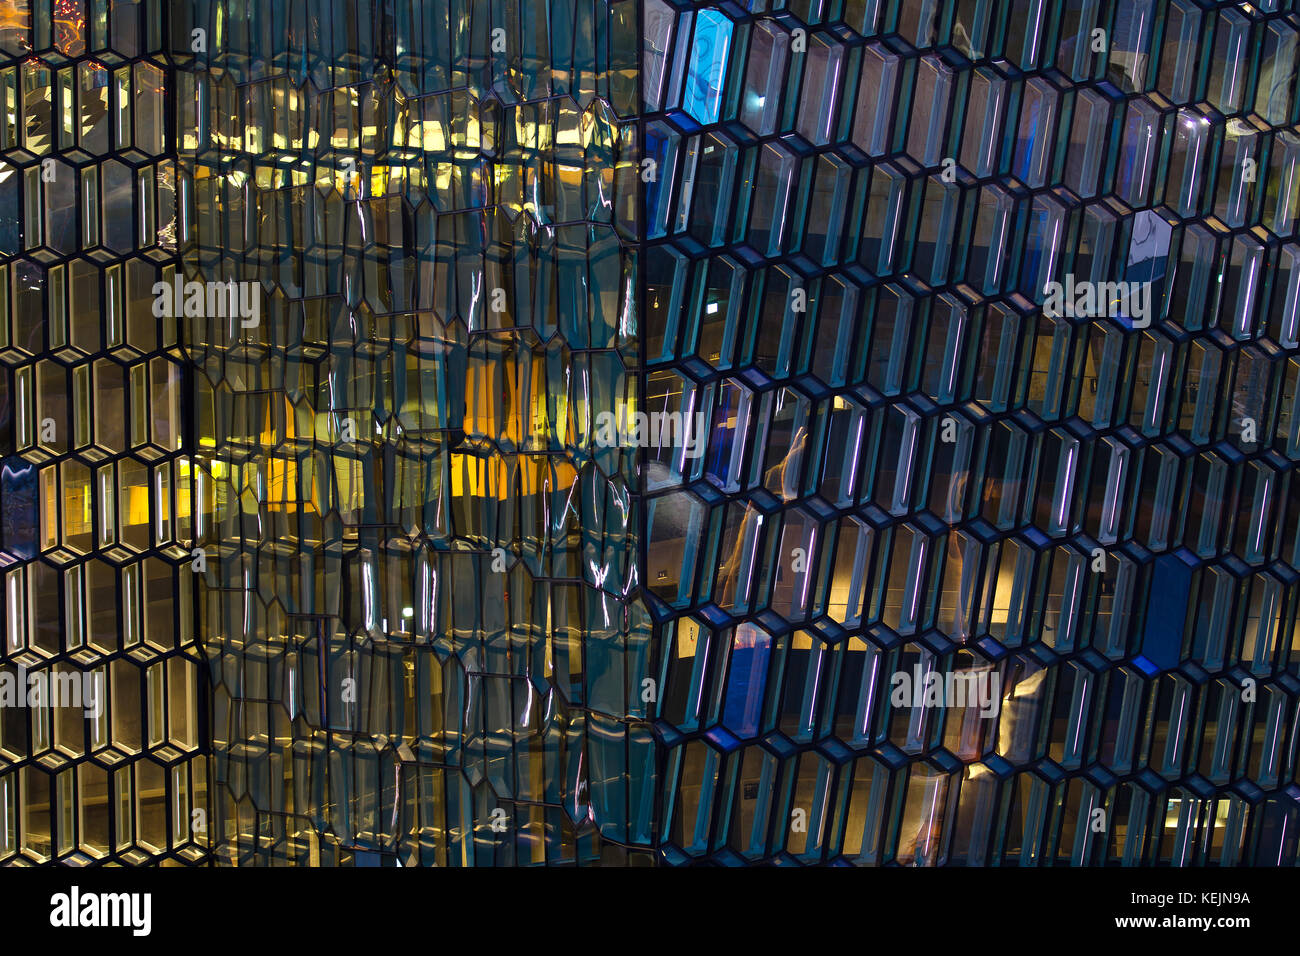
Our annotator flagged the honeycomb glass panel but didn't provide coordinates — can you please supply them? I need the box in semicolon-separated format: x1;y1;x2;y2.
644;0;1300;867
4;0;1300;872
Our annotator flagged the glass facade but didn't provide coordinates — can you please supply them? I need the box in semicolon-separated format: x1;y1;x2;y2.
178;0;646;866
1;0;1299;867
0;0;208;865
644;0;1300;866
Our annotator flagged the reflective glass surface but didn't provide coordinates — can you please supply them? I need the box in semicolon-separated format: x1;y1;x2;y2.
4;0;1300;868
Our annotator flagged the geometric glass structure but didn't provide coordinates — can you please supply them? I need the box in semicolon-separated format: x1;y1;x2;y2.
0;0;208;866
179;0;646;866
644;0;1300;866
3;0;1300;868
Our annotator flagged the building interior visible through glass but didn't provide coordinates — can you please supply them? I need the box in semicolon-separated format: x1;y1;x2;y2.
1;0;1300;866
